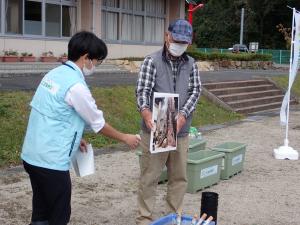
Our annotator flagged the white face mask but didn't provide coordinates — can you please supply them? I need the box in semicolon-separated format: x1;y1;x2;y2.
168;43;188;57
82;59;95;76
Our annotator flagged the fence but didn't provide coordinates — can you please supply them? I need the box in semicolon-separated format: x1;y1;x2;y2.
197;48;290;64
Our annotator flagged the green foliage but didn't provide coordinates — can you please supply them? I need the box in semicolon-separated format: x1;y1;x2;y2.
187;50;272;61
3;50;18;56
42;51;54;57
21;52;33;57
192;0;300;49
0;91;32;167
117;57;145;61
192;97;243;126
0;87;242;167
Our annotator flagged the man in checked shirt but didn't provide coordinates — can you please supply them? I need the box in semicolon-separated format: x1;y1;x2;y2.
135;19;201;225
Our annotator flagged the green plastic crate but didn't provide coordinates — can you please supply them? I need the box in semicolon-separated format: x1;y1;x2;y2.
186;150;225;193
189;138;207;153
211;142;247;180
136;149;168;183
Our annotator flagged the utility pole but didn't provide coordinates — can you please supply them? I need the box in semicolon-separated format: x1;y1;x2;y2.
240;8;244;45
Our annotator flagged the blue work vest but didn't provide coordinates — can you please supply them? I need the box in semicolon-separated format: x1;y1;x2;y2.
21;61;87;171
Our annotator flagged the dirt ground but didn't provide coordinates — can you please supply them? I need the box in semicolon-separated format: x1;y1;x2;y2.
0;110;300;225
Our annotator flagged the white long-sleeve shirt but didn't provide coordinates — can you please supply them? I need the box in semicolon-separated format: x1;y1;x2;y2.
64;61;105;133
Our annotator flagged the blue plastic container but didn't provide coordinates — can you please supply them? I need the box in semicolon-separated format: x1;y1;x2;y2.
150;213;216;225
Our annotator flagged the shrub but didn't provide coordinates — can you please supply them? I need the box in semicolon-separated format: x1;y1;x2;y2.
21;52;33;57
3;50;18;56
117;57;145;61
42;51;54;57
187;50;272;61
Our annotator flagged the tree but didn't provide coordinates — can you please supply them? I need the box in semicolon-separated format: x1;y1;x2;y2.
193;0;247;48
191;0;300;49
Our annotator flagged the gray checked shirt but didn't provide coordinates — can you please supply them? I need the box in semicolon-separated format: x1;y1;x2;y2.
136;50;201;118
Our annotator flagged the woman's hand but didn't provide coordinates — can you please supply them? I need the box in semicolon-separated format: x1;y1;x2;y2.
124;134;141;150
79;139;88;152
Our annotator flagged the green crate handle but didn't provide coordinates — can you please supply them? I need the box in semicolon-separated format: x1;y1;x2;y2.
187;151;225;164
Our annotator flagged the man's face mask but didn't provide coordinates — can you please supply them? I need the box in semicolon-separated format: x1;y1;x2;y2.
83;59;95;76
167;35;188;57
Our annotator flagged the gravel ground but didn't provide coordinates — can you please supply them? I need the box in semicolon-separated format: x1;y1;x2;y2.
0;110;300;225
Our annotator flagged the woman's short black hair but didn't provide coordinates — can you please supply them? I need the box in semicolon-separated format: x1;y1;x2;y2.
68;31;108;61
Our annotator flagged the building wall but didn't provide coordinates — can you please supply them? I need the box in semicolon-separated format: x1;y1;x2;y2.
168;0;184;23
0;37;162;59
80;0;92;32
0;37;69;57
107;43;161;59
94;0;102;36
0;0;185;59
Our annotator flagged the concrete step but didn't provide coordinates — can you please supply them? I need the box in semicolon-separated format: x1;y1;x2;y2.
203;79;269;89
227;95;284;108
204;78;298;114
209;84;275;95
235;102;282;114
218;89;283;102
234;100;297;114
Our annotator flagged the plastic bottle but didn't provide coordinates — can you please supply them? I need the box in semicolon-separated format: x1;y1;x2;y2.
195;213;207;225
202;216;213;225
189;127;198;138
176;211;182;225
191;214;198;225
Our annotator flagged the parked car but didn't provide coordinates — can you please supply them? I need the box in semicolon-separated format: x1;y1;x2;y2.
231;44;249;53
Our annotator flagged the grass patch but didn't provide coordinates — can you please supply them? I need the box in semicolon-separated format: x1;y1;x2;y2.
0;86;242;167
0;91;33;167
271;75;300;98
192;97;243;125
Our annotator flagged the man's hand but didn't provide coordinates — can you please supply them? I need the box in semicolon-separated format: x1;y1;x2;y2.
176;113;186;134
124;134;141;150
141;108;154;131
79;139;88;152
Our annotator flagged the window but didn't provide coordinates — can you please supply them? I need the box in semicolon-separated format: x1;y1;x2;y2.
102;0;166;44
145;17;165;43
25;0;42;35
145;0;156;13
102;0;119;8
62;5;77;37
122;0;132;10
132;15;143;41
46;3;61;37
3;0;77;37
5;0;23;34
133;0;143;11
102;11;119;40
121;13;132;41
0;0;2;32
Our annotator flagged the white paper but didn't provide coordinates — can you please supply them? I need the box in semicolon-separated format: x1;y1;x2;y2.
72;144;95;177
150;92;179;153
71;155;80;177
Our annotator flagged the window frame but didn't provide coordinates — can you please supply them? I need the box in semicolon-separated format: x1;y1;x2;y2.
0;0;2;33
24;0;43;36
45;2;61;37
0;0;76;39
102;0;166;45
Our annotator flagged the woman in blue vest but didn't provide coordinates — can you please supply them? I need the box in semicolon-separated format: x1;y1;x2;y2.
21;31;141;225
